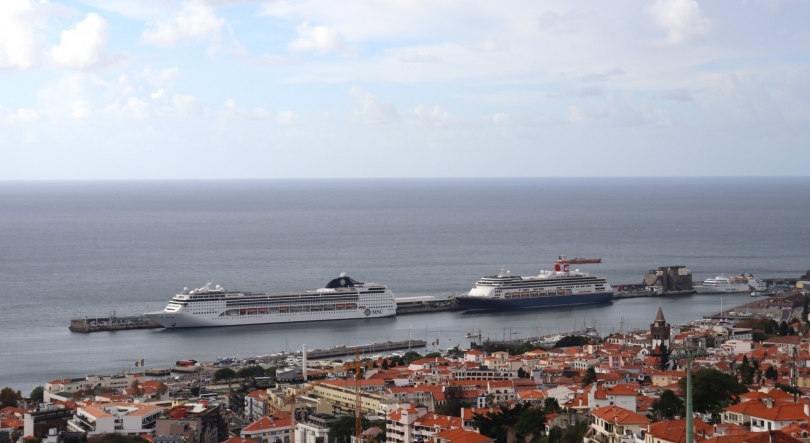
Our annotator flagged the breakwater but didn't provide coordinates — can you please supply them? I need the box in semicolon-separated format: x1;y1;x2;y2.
272;339;428;361
69;316;162;333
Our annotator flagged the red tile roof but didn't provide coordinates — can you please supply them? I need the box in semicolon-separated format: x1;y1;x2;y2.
435;429;494;443
590;405;650;424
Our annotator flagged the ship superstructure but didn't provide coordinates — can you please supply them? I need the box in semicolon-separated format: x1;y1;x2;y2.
455;256;614;311
145;273;396;328
694;274;767;294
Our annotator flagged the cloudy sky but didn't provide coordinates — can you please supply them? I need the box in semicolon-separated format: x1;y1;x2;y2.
1;0;809;179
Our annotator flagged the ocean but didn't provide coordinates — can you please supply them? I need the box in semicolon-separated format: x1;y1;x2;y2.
0;177;807;393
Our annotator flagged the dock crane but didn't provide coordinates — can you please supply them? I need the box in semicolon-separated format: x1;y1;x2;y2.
266;349;373;443
553;255;602;272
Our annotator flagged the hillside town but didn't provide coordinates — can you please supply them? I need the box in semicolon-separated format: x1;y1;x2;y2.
5;291;810;443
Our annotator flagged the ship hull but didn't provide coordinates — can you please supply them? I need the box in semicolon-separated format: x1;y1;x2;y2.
455;291;614;311
145;308;396;329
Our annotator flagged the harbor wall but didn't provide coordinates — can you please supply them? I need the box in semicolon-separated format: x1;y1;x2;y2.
69;317;162;333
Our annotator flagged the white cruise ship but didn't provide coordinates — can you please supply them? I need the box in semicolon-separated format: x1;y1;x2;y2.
694;274;767;294
454;259;614;311
145;273;396;328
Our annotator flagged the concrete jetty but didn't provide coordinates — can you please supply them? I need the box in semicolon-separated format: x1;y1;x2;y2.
69;316;162;333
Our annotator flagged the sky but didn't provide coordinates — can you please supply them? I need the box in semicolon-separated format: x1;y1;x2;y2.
1;0;809;179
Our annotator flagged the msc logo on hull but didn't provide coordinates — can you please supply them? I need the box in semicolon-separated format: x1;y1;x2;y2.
364;308;383;316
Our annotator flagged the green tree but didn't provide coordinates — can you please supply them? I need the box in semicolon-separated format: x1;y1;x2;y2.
473;403;531;443
560;421;589;443
513;408;546;440
517;368;527;378
156;383;169;397
424;352;442;359
0;387;22;407
543;397;561;414
130;380;144;396
238;365;265;381
752;331;768;342
775;383;801;396
446;347;464;358
402;351;422;365
678;368;747;414
651;389;683;418
554;336;590;348
29;386;44;403
328;415;372;443
779;321;789;336
765;366;778;380
381;359;389;370
437;386;472;416
802;296;810;324
214;368;237;387
190;386;200;396
582;367;597;386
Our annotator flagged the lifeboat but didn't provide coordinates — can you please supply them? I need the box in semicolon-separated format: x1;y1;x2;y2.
336;304;345;309
239;309;247;315
347;303;357;309
258;308;268;314
279;306;288;313
247;308;257;315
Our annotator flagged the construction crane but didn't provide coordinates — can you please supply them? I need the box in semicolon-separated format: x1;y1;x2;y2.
271;349;372;443
355;348;363;443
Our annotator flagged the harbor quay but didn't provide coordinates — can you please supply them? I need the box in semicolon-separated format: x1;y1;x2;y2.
11;270;808;443
10;286;810;443
66;270;804;332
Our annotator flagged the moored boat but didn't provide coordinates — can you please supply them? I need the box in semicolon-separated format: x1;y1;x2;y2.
455;256;613;311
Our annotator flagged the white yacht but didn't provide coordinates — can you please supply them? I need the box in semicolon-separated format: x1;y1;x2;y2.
694;274;767;294
145;273;397;328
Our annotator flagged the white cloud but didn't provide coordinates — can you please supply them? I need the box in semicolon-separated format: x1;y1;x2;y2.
49;13;114;70
220;99;298;124
647;0;711;45
141;66;180;87
492;112;510;124
141;1;228;47
170;94;204;116
469;39;510;53
405;105;450;126
275;111;300;126
399;52;442;63
349;86;399;124
151;89;167;100
568;93;670;126
71;100;92;118
0;0;49;70
120;97;152;120
221;98;273;120
699;72;784;123
289;22;348;55
537;9;587;34
7;108;40;123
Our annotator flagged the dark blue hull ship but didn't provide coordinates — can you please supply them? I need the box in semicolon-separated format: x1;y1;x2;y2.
455;256;613;312
455;291;614;311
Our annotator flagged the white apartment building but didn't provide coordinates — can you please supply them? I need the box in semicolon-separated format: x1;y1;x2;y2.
67;402;162;436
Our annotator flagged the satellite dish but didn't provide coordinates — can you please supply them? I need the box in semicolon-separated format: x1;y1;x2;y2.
340;272;347;278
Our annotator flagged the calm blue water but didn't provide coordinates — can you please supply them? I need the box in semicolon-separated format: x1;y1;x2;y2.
0;178;807;393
